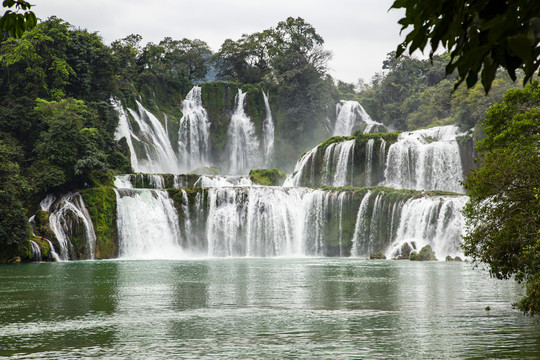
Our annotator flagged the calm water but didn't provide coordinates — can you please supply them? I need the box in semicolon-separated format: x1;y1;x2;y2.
1;259;539;359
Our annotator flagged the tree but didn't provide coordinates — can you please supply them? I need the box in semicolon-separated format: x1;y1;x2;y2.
0;0;36;38
462;81;540;316
391;0;540;92
0;138;30;247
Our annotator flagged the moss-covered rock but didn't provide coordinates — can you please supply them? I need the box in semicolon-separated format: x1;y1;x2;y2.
249;168;286;186
81;188;118;259
369;252;386;260
410;245;437;261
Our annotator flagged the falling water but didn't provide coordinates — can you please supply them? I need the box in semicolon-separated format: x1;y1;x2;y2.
29;240;42;261
226;89;262;175
115;189;184;259
323;140;356;186
365;139;375;186
384;126;465;193
114;100;179;174
178;86;211;172
333;101;385;136
351;191;372;257
262;91;275;166
385;196;467;259
48;193;97;260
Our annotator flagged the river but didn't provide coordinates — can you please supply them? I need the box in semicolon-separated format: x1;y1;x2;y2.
1;259;539;359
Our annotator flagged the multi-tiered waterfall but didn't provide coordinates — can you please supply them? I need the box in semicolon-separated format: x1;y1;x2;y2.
43;87;471;261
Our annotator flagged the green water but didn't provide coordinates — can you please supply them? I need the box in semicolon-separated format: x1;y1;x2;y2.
1;259;539;359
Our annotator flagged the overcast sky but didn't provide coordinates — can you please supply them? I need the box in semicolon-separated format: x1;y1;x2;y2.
34;0;406;84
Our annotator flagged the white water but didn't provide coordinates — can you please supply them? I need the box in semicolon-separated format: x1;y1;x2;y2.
114;100;179;174
284;147;318;187
323;140;356;186
46;239;61;262
115;189;184;259
178;86;211;172
385;196;467;259
226;89;262;175
111;183;466;259
333;100;384;136
262;91;275;167
48;193;97;260
351;191;372;257
384;126;465;193
29;240;41;261
365;139;375;186
289;125;465;192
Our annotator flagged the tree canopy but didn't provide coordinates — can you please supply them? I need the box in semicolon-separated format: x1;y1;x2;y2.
391;0;540;92
462;81;540;316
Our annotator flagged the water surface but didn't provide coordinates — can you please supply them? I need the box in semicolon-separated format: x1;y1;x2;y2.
1;259;539;359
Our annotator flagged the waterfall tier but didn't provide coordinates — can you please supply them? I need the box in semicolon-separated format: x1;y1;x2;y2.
45;185;466;260
288;126;471;193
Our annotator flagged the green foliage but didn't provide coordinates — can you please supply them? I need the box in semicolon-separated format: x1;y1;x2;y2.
0;0;35;38
249;168;286;186
81;188;118;259
462;81;540;316
391;0;540;92
357;52;518;131
0;139;30;248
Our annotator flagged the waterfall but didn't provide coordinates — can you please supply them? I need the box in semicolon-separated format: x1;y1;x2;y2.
384;126;465;193
30;240;42;261
226;89;261;175
114;100;179;174
48;193;97;260
46;239;61;262
323;140;356;186
115;189;184;259
262;91;275;166
351;191;372;257
333;100;385;136
284;147;318;187
178;86;211;172
385;196;467;259
365;139;375;186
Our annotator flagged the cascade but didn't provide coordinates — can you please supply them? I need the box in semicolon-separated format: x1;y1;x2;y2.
115;189;184;259
262;91;275;166
114;100;179;174
29;240;41;261
48;193;97;260
178;86;211;172
287;125;466;192
323;140;356;186
39;92;471;263
333;100;385;136
385;196;467;259
226;89;262;175
111;180;466;259
46;239;61;262
384;126;465;193
365;139;375;186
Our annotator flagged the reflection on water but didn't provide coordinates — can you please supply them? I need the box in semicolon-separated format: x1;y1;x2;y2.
1;259;539;359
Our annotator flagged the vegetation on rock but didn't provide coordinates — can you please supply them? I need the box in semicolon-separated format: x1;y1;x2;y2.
249;168;286;186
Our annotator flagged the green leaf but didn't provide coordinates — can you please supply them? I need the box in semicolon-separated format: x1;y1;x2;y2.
507;35;532;61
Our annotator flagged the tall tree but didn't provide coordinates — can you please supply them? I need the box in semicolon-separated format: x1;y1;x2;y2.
462;81;540;316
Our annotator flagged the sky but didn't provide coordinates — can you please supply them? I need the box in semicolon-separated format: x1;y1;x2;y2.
34;0;406;84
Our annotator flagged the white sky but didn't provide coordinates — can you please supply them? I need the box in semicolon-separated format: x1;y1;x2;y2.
34;0;406;84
